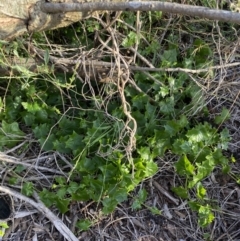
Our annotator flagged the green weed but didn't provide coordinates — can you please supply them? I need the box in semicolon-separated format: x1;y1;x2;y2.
0;8;235;230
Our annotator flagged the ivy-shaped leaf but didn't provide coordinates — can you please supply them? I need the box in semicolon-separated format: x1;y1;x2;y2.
164;120;181;137
214;107;230;125
198;204;215;227
76;219;92;231
196;182;206;199
175;155;195;177
161;48;177;65
55;198;70;214
172;186;189;199
132;189;147;210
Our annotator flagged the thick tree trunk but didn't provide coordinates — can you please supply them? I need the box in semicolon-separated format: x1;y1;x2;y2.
0;0;106;40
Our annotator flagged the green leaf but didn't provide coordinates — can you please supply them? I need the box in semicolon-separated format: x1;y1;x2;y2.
137;189;147;203
98;163;119;181
55;177;66;186
57;187;67;199
196;182;206;199
35;109;48;122
53;136;72;154
39;189;56;207
39;133;56;151
76;156;99;173
122;31;139;47
110;188;128;203
214;107;230;124
145;105;157;132
219;128;230;150
14;165;26;174
76;219;92;231
1;121;25;137
161;49;177;65
59;117;80;135
138;146;152;161
23;113;35;126
33;124;51;139
175;155;195;177
172;139;192;155
168;76;175;91
26;85;36;96
131;189;147;210
67;182;80;194
186;123;212;144
194;146;212;163
159;97;175;115
164;120;180;137
132;94;148;110
210;149;228;166
148;207;161;215
0;97;3;113
102;197;118;214
8;177;18;185
22;182;34;196
0;222;9;229
21;102;42;112
179;115;188;128
145;160;158;177
71;188;91;201
55;199;70;214
198;204;215;227
44;49;50;65
231;155;236;163
160;86;169;97
193;39;212;67
0;230;4;237
65;131;84;151
188;158;215;188
150;129;171;157
131;199;142;210
203;233;211;240
188;200;200;211
172;186;189;199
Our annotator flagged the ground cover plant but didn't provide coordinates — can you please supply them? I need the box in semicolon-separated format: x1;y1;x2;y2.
0;0;240;240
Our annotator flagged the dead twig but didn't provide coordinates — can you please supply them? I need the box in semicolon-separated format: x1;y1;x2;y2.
0;186;78;241
153;180;179;206
0;152;63;174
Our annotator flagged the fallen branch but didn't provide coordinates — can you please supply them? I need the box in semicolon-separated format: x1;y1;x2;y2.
0;186;78;241
41;1;240;24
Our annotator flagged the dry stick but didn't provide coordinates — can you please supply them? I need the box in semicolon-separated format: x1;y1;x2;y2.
0;186;78;241
153;180;179;206
91;61;240;74
8;47;240;75
4;140;30;154
41;1;240;24
0;152;63;174
51;58;240;74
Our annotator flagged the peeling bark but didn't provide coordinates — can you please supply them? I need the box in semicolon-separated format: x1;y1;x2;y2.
0;0;99;40
1;0;239;40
